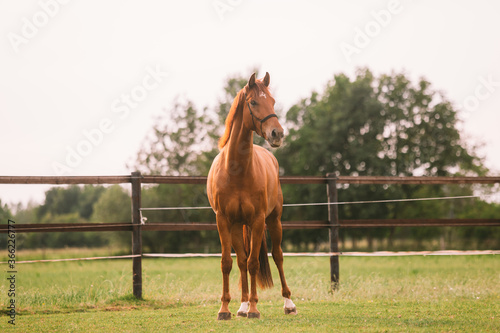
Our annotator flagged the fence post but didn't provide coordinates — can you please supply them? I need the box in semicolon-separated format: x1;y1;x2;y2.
131;171;143;299
326;173;340;290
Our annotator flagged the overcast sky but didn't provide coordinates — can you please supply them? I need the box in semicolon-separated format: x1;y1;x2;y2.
1;0;499;206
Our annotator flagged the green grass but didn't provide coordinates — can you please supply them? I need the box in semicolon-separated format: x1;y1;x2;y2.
2;300;499;332
1;251;499;332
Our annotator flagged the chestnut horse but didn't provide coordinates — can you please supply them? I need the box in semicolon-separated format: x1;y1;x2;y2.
207;72;297;320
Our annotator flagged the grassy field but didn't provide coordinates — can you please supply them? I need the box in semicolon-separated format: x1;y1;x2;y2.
1;249;499;332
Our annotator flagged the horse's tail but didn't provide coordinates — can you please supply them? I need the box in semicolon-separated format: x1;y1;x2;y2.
258;231;274;289
244;225;274;289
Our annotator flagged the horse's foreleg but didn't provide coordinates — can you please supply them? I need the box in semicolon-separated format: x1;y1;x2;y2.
231;225;249;317
247;219;265;319
267;219;297;315
217;214;232;320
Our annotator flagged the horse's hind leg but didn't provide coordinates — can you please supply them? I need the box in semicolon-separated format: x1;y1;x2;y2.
267;214;297;315
216;213;232;320
231;225;250;317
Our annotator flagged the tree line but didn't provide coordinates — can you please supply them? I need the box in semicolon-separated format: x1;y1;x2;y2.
2;68;499;252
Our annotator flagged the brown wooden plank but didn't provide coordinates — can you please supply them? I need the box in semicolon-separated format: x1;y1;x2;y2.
0;175;131;184
280;176;331;184
282;221;330;229
141;176;207;184
0;223;132;233
336;176;500;185
1;219;497;234
141;175;332;185
339;219;500;227
2;175;500;185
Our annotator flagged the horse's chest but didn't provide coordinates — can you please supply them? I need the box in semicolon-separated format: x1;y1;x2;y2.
219;190;264;223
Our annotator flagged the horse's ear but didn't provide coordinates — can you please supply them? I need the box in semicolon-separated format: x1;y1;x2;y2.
263;72;270;87
248;73;256;88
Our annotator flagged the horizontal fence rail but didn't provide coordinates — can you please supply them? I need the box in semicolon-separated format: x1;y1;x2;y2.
0;175;131;184
1;173;499;298
3;175;500;185
2;219;500;233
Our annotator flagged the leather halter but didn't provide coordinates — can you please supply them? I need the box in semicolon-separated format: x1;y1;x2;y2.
244;91;278;136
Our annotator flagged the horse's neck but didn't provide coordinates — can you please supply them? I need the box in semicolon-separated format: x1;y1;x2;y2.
225;111;254;176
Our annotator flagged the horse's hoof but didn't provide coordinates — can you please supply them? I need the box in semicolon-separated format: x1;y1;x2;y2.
284;307;297;315
247;312;261;319
217;312;232;320
237;311;248;317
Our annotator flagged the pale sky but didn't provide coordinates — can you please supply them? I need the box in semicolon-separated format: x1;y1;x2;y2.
1;0;499;206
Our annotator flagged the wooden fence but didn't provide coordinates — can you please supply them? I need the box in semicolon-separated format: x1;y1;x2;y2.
1;173;500;298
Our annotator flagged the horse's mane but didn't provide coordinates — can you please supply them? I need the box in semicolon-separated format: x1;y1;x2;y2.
218;82;270;149
218;89;244;149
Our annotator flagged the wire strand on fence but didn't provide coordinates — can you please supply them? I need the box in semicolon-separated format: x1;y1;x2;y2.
283;195;480;207
3;250;497;264
143;250;499;257
0;254;140;264
139;195;481;212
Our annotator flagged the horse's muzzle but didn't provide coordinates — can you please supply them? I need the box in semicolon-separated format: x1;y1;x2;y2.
268;128;284;148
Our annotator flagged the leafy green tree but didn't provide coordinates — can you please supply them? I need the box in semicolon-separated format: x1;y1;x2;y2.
92;185;131;223
24;213;108;248
12;185;107;249
276;68;487;250
91;185;131;248
0;200;13;248
453;197;500;249
131;98;216;176
37;186;81;219
140;184;219;253
0;199;12;221
79;185;106;219
279;68;484;178
36;185;106;221
9;201;37;249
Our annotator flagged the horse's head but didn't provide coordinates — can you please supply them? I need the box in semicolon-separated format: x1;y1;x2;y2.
244;72;284;148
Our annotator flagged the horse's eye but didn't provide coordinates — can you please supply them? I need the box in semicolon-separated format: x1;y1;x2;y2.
250;100;257;106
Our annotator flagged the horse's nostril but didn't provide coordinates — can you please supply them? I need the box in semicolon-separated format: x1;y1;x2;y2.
272;129;278;138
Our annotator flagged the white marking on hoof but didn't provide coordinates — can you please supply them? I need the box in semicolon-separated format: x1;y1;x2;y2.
237;301;249;317
284;298;297;315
